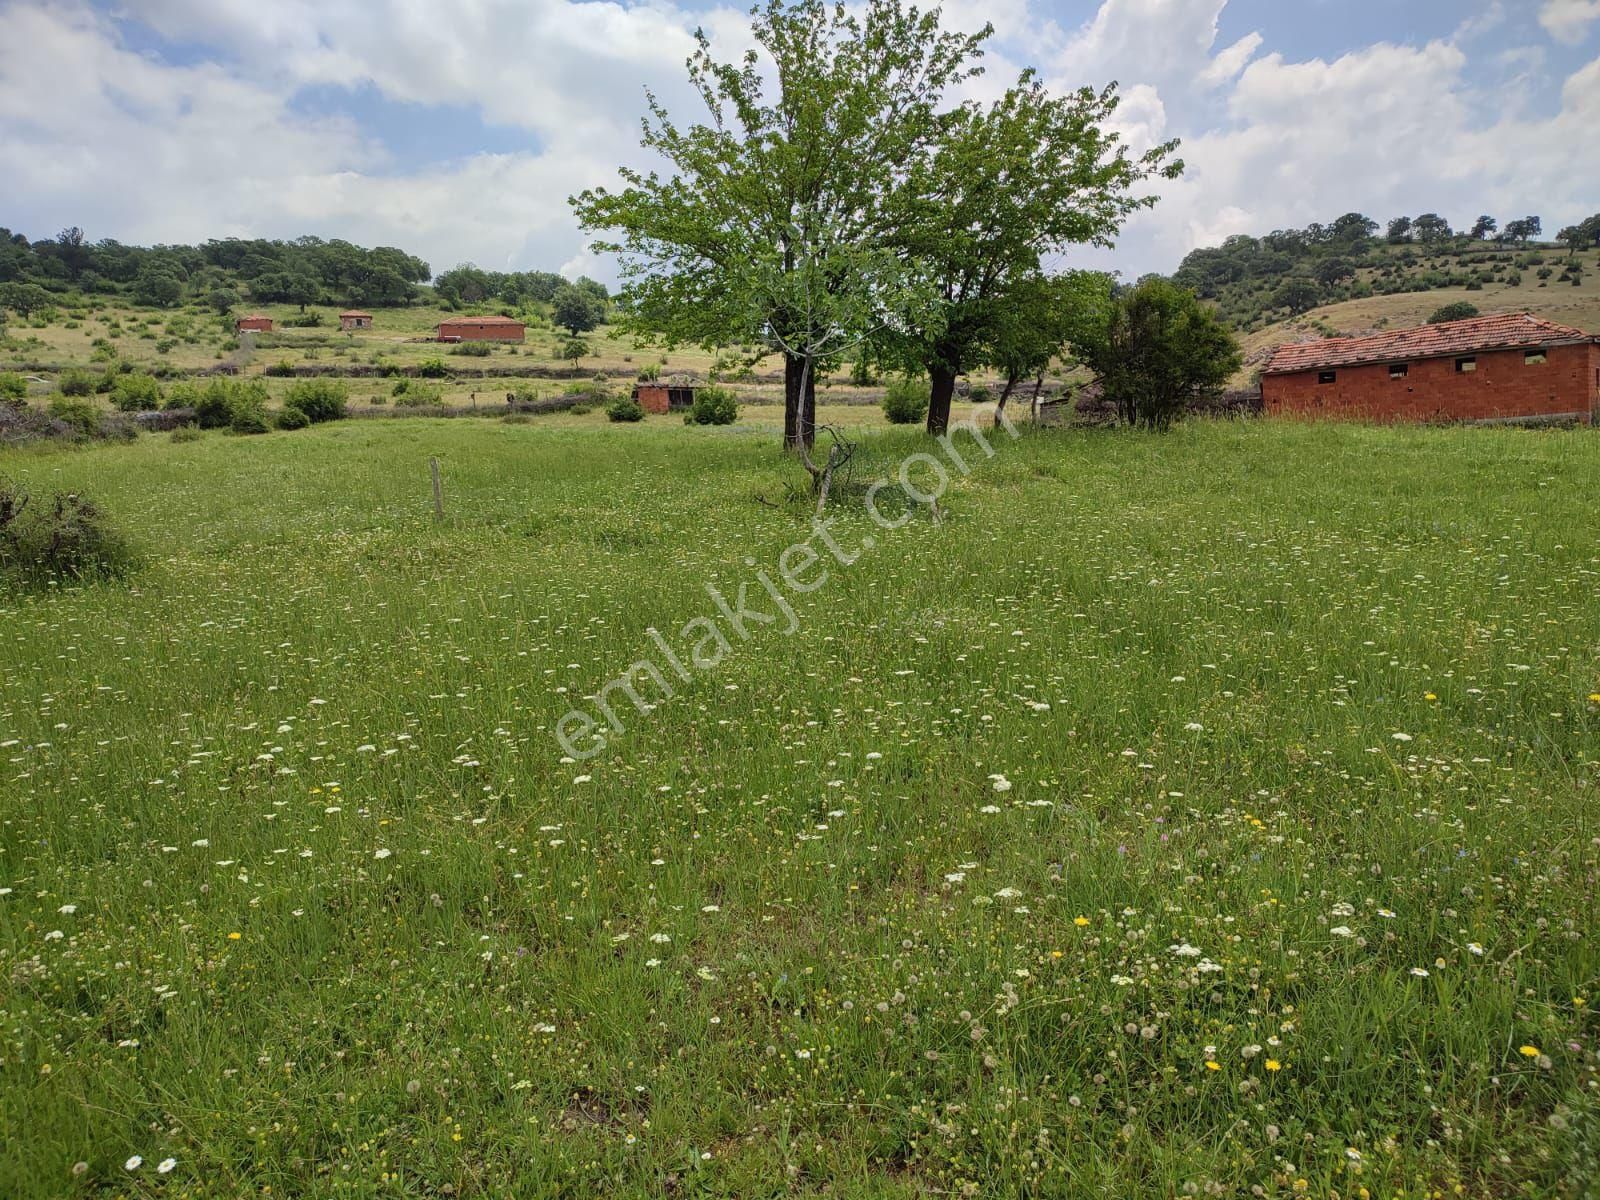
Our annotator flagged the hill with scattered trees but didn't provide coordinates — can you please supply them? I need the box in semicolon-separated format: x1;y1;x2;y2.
1174;210;1600;332
0;227;609;322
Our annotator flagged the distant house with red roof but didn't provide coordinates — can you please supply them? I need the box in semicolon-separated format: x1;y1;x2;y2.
1261;313;1598;425
339;310;373;331
437;315;525;343
235;314;273;334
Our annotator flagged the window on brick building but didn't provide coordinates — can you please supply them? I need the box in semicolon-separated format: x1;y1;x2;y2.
1389;364;1408;380
1525;350;1547;365
1455;357;1477;373
1318;370;1336;384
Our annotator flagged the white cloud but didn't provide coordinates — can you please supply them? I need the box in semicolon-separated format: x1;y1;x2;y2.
1045;0;1232;92
1539;0;1600;43
1199;32;1263;86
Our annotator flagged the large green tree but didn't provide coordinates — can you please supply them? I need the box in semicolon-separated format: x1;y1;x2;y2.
1077;278;1241;430
571;0;986;450
552;284;607;335
885;75;1179;435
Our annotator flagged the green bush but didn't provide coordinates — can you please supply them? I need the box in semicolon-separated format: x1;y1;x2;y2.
607;397;645;423
229;413;270;435
0;372;27;406
275;406;311;431
685;386;738;426
1426;301;1480;325
396;383;445;408
162;381;199;412
451;341;492;357
283;379;349;424
0;478;133;585
416;358;449;378
48;395;101;438
882;377;930;425
967;384;992;403
57;369;96;397
190;378;269;430
109;373;162;412
169;425;202;444
264;360;298;377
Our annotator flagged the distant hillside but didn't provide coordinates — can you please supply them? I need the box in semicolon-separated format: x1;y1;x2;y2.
1174;212;1600;332
0;227;605;314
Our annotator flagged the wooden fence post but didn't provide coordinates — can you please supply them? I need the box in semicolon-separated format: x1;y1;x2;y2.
429;457;445;521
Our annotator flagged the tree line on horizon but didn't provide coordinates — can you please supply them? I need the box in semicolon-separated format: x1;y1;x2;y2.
0;225;618;337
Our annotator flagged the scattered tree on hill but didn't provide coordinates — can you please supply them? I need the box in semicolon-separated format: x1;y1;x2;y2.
1412;213;1453;244
1315;257;1356;287
434;264;495;305
1271;277;1321;315
1557;216;1600;256
552;284;607;335
1427;301;1480;325
560;337;590;366
572;0;990;451
1386;216;1414;244
207;287;239;315
132;268;183;308
0;281;53;316
1330;213;1378;245
1076;277;1241;429
882;73;1179;435
1503;216;1542;244
1470;215;1498;240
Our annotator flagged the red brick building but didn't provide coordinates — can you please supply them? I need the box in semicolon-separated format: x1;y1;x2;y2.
1262;313;1599;425
235;314;273;333
339;310;373;331
436;315;525;343
631;384;697;414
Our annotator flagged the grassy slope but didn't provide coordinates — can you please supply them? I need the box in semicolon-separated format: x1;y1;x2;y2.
1;418;1597;1197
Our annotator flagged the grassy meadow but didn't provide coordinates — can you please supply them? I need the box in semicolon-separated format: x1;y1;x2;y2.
1;416;1599;1197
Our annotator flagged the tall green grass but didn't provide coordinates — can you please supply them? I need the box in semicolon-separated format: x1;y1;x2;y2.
0;419;1596;1197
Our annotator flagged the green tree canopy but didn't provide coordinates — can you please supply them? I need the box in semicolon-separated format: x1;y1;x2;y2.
1075;278;1241;429
572;0;988;449
883;74;1179;434
552;284;607;335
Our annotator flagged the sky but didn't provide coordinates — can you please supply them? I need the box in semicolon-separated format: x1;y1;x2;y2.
1;0;1597;284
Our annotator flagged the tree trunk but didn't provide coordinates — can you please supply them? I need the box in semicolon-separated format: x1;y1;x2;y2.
1030;372;1044;423
926;365;957;436
994;370;1019;428
784;355;802;450
784;355;817;451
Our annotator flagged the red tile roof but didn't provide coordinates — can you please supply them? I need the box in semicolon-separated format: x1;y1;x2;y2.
1263;313;1593;375
437;315;524;326
340;310;372;318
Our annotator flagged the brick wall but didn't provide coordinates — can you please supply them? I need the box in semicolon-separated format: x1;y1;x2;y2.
437;321;525;342
1263;342;1598;424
